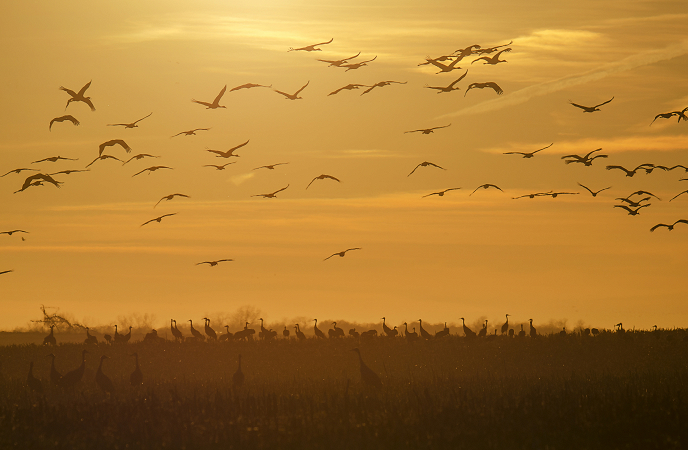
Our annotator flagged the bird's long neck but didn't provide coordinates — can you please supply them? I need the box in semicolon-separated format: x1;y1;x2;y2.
135;354;139;369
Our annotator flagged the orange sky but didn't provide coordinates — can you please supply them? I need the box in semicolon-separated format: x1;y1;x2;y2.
1;1;687;331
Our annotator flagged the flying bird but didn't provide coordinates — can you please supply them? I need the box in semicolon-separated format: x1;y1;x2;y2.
306;174;340;189
328;84;370;96
578;183;611;197
504;143;553;158
670;190;688;202
1;168;38;177
650;219;688;232
473;41;513;55
424;71;468;93
252;185;289;198
464;82;503;96
614;204;650;216
0;270;13;275
204;162;236;170
107;112;153;128
288;38;333;52
405;124;451;135
512;192;551;199
453;44;482;58
230;83;271;91
569;97;614;113
274;81;310;100
1;230;28;236
49;169;89;176
140;213;177;227
606;165;643;177
543;192;579;198
628;190;661;200
171;128;211;138
317;52;361;67
408;161;446;176
132;166;173;177
192;85;227;109
423;57;463;74
14;173;62;193
49;115;79;131
422;188;460;198
471;48;511;65
98;139;131;156
253;163;289;170
206;140;250;158
470;184;503;195
122;154;160;165
616;197;651;208
418;55;456;66
650;107;688;125
32;156;78;164
155;193;190;208
60;81;95;111
340;56;377;71
561;148;605;165
361;81;407;96
85;154;124;168
196;259;234;266
324;248;361;261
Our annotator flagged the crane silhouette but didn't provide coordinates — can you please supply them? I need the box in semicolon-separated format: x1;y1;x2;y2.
155;193;189;208
252;184;289;198
403;322;418;341
27;362;44;394
408;161;446;177
650;107;688;125
465;82;503;96
453;44;482;58
60;81;95;111
529;319;537;338
418;319;433;339
352;348;382;388
171;319;184;342
219;325;233;341
122;153;160;165
192;85;227;109
474;41;513;55
313;319;325;338
1;168;38;177
254;162;289;170
230;83;271;91
424;57;462;74
324;248;361;261
405;124;451;135
0;229;29;236
288;38;333;52
43;325;56;346
204;318;217;340
61;349;88;388
46;353;62;386
32;156;78;164
578;183;611;197
130;353;143;386
470;184;503;196
328;84;371;96
361;81;407;95
188;320;205;341
424;71;468;93
341;55;377;71
650;219;688;232
569;97;614;113
140;213;177;227
107;112;153;128
614;204;650;216
49;115;80;131
196;259;233;267
283;326;290;339
307;174;340;189
132;165;172;177
504;143;553;158
171;128;211;138
382;317;396;337
317;52;361;67
96;355;115;393
204;162;236;170
616;197;650;208
274;81;309;100
295;324;306;340
206;139;250;158
478;320;487;337
98;139;131;156
85;155;124;168
422;187;461;198
471;48;511;65
84;327;98;344
501;314;510;335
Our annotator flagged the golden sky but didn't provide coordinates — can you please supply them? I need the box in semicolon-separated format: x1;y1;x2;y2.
1;0;687;331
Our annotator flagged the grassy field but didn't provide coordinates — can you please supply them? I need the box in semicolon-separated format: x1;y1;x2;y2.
1;331;687;449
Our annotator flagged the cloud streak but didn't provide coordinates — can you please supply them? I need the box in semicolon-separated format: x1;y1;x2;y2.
437;39;688;119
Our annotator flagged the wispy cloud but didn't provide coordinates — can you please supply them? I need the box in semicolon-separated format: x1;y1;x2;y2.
437;39;688;119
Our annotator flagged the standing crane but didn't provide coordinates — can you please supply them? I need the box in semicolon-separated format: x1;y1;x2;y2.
46;353;62;386
203;318;217;340
460;318;476;338
351;348;382;388
171;319;184;342
61;349;88;388
501;314;510;335
84;327;98;344
295;324;306;341
382;317;394;336
188;320;205;341
313;319;325;338
43;325;56;346
518;324;526;338
329;322;345;338
283;326;290;339
96;355;115;393
529;319;537;338
130;353;143;386
219;325;233;341
122;326;133;344
478;320;488;337
418;319;433;339
403;323;419;341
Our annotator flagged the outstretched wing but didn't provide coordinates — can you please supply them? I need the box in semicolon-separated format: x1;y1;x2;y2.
273;184;289;194
229;139;250;152
407;164;422;176
134;112;153;124
213;85;227;104
670;190;688;202
314;38;334;46
650;224;669;232
614;205;633;213
191;99;213;107
77;80;92;97
306;178;318;189
294;81;310;96
83;98;96;111
594;97;614;108
569;101;588;110
447;71;468;88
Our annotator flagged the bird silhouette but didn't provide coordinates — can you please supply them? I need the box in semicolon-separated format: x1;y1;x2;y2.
171;128;211;138
60;81;95;111
307;174;340;189
424;57;463;74
504;143;553;158
1;269;13;275
27;362;44;393
460;318;476;338
295;324;306;340
0;230;28;236
614;204;650;215
46;353;62;385
562;148;607;165
32;156;78;164
361;81;407;95
252;185;289;198
569;97;614;113
403;322;419;341
49;115;80;131
324;248;361;261
405;124;451;135
192;85;227;109
317;52;361;67
283;326;290;339
465;82;503;96
61;349;88;388
512;192;551;199
122;154;160;165
233;355;244;387
529;319;537;338
43;325;57;346
14;173;62;193
650;219;688;232
670;190;688;201
84;327;98;344
49;169;89;176
130;353;143;386
171;319;183;342
204;318;217;340
616;197;650;208
154;193;189;208
132;166;173;177
408;161;446;176
606;165;642;177
578;183;611;197
381;317;397;337
418;54;456;66
98;139;131;156
543;192;579;198
188;320;205;341
628;190;661;200
96;355;115;393
274;81;309;100
340;55;377;71
253;162;289;170
424;71;469;93
478;320;487;337
501;314;510;335
453;44;482;58
196;259;233;266
1;168;38;177
140;213;177;227
288;38;333;52
471;48;511;65
418;319;433;339
470;184;503;195
206;140;250;158
327;84;371;96
203;162;235;170
351;348;382;388
230;83;272;91
422;187;460;198
85;154;125;168
107;112;153;128
650;107;688;125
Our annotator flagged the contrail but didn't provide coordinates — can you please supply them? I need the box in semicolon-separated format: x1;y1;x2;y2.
436;39;688;119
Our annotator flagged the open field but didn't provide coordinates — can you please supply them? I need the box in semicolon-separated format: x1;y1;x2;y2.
1;331;687;449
